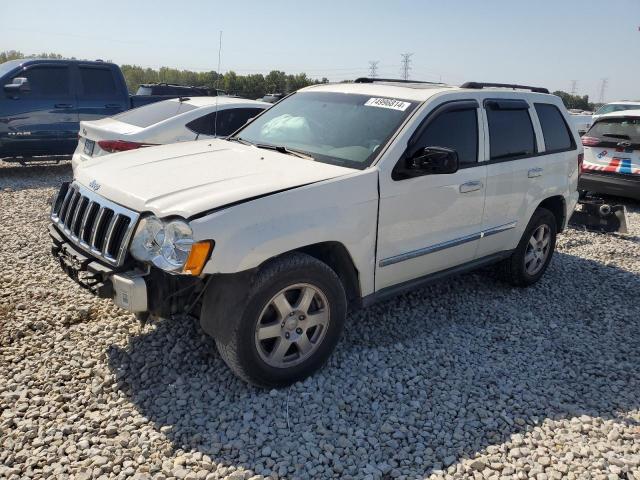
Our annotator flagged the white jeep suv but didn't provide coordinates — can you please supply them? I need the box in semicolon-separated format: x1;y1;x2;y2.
50;79;581;387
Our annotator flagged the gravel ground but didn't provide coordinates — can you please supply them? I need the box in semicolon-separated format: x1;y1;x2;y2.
1;160;639;480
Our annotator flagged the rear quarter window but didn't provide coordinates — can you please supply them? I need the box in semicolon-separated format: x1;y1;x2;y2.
535;103;574;152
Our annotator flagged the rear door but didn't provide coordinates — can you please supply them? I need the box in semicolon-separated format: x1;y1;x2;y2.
477;98;543;257
76;64;128;123
1;63;78;157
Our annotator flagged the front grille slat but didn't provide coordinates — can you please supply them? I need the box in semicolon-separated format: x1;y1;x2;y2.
79;201;97;244
50;182;139;267
71;197;88;237
63;190;80;228
103;213;121;259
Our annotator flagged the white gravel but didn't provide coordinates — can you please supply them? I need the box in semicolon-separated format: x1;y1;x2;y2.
1;160;639;480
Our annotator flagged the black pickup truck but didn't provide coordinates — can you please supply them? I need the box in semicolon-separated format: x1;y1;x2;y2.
0;59;216;161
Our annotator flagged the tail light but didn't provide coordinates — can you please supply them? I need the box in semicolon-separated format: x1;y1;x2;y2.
97;140;155;153
578;153;584;174
581;136;600;146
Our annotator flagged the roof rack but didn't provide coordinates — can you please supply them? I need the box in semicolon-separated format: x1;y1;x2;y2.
460;82;549;94
354;77;445;85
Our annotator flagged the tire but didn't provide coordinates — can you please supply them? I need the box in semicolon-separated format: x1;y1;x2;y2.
214;252;347;388
498;207;557;287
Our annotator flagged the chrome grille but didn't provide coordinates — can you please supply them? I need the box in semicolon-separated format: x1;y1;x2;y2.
51;182;140;267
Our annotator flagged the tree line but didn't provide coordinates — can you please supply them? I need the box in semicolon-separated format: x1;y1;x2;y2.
1;50;328;99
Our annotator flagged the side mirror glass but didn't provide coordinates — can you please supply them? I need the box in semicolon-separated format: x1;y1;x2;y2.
407;146;459;175
4;77;30;93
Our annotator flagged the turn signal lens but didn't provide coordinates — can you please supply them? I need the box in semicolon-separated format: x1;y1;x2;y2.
182;241;213;276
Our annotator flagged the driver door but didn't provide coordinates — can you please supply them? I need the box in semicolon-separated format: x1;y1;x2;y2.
376;100;487;291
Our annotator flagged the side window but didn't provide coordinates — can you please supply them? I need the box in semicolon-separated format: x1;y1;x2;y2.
186;113;214;135
79;67;117;96
216;108;264;136
534;103;574;152
486;101;536;160
412;108;478;165
18;66;70;96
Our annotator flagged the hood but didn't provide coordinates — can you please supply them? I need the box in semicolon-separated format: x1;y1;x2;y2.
74;139;355;217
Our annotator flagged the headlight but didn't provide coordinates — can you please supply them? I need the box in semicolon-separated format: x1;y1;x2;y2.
130;216;195;272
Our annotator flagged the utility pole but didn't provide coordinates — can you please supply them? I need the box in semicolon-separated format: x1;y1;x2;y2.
400;53;413;80
368;60;379;78
598;78;608;103
570;80;578;95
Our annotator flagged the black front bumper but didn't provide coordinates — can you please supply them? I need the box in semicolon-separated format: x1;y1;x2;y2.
50;223;205;317
579;172;640;201
49;224;115;298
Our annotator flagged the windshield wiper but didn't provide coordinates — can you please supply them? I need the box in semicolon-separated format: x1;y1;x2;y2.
227;136;254;146
255;143;315;160
602;133;630;140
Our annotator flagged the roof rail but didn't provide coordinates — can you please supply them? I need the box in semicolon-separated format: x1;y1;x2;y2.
354;77;445;85
460;82;549;94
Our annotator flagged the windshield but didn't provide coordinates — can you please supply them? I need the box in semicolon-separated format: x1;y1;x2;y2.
588;117;640;144
113;100;197;128
595;103;640;115
234;91;418;169
0;59;23;80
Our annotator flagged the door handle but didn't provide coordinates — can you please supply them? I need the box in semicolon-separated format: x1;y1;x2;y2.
459;180;483;193
528;167;544;178
54;103;73;108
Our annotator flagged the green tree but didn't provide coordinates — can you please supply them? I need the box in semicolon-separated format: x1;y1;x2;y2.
553;90;595;111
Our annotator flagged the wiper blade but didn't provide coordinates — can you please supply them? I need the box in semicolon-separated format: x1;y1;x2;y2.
603;133;630;139
227;136;254;145
255;143;315;160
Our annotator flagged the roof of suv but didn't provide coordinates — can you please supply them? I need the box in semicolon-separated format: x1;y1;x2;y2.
301;80;553;102
597;109;640;119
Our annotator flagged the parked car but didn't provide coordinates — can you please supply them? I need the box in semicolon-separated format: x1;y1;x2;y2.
567;110;593;136
49;79;581;387
0;59;215;161
261;93;285;103
592;101;640;123
136;83;227;97
72;96;270;170
579;110;640;200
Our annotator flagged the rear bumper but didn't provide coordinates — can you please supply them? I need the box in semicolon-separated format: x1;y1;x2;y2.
579;172;640;200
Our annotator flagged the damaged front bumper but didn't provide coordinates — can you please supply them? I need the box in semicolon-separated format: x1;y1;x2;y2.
50;224;149;312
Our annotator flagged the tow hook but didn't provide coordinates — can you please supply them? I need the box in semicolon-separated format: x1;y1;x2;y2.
569;195;628;234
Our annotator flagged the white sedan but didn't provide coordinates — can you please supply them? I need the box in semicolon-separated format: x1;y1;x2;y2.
72;96;270;170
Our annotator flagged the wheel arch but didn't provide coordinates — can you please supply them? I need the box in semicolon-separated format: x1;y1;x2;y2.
536;195;566;233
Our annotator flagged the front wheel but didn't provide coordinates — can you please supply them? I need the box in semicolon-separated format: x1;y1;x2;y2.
214;253;347;387
498;208;557;287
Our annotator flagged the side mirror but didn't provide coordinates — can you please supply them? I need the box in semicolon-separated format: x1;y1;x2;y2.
4;77;30;93
406;146;459;175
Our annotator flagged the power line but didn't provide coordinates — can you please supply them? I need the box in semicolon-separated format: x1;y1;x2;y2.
570;80;577;95
368;60;379;78
400;53;413;80
598;78;608;103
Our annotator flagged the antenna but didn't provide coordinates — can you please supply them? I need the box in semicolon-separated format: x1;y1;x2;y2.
400;53;413;80
368;60;379;78
213;30;223;138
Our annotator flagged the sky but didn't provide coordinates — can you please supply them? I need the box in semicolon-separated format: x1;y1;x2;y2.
1;0;639;102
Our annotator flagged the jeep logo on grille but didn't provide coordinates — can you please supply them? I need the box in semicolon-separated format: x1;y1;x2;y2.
89;180;101;192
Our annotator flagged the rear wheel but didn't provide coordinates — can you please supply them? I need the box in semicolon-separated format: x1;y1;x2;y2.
498;208;557;287
215;253;346;387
